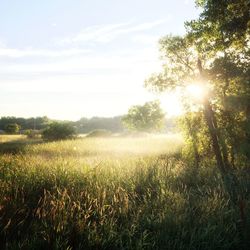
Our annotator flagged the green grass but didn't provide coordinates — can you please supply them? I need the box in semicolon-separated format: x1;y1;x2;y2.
0;135;249;250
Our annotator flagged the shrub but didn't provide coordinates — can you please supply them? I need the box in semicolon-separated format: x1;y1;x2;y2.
24;129;41;139
4;123;20;134
42;122;76;141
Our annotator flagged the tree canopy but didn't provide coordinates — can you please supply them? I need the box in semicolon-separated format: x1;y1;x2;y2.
145;0;250;213
146;0;250;164
122;101;165;132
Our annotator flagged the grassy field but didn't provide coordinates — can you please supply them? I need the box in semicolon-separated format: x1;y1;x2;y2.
0;135;249;250
0;135;26;143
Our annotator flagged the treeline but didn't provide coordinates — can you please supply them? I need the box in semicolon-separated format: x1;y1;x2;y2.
0;116;177;134
74;116;124;133
0;116;50;131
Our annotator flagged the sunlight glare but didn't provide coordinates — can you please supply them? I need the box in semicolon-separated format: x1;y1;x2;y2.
159;91;184;117
186;83;207;102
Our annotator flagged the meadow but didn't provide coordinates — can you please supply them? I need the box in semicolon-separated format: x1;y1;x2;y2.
0;134;249;250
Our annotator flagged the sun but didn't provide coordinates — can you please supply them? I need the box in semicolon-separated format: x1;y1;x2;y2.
158;84;209;117
186;83;208;102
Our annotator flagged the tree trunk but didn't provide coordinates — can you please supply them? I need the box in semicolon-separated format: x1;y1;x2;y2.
203;100;226;174
185;117;200;168
197;58;226;174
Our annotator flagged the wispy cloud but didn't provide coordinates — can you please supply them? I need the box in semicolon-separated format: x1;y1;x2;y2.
0;19;169;59
62;22;131;44
0;47;159;75
0;47;90;58
60;19;168;44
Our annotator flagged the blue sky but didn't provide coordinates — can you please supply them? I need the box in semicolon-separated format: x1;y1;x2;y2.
0;0;200;120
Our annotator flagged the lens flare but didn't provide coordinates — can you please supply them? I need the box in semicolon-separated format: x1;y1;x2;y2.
186;83;207;101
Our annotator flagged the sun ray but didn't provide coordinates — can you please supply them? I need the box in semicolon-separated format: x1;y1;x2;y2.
159;90;184;117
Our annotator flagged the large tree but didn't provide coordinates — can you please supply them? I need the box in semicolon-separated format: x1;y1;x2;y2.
145;1;250;222
185;0;250;163
146;0;250;169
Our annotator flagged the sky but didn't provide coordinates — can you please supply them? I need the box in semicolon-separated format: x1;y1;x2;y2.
0;0;200;120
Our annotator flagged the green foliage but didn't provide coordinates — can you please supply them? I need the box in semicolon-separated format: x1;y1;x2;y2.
0;116;49;130
4;123;20;134
122;101;165;132
145;35;198;92
192;0;249;47
187;0;250;164
144;5;250;243
24;129;41;139
42;122;76;141
146;0;250;167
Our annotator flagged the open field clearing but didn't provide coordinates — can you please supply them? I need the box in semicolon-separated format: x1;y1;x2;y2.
0;135;249;250
0;135;26;143
1;0;250;249
29;134;183;158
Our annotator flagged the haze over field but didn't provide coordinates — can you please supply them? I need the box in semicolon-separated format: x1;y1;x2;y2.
0;0;200;120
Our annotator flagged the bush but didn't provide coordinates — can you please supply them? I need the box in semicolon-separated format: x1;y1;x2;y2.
42;122;76;141
24;129;41;139
4;123;20;134
86;129;112;138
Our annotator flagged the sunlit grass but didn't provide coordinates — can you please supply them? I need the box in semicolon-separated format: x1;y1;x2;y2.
0;134;26;143
0;135;247;250
27;134;183;159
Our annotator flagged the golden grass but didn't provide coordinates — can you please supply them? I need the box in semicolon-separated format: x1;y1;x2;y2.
0;134;26;143
0;134;247;250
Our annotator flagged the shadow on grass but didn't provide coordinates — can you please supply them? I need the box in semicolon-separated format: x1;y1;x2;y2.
0;139;43;154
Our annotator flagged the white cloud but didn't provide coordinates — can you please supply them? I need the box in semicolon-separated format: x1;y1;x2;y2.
66;22;131;43
0;19;167;59
0;47;90;58
0;47;160;75
60;19;169;44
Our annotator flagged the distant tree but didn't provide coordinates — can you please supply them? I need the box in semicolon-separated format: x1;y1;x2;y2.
42;122;76;141
75;116;123;133
26;116;50;130
86;129;112;137
4;123;20;134
0;116;50;130
122;101;165;132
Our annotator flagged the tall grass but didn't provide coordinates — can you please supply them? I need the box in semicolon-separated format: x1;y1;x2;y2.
0;135;249;249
